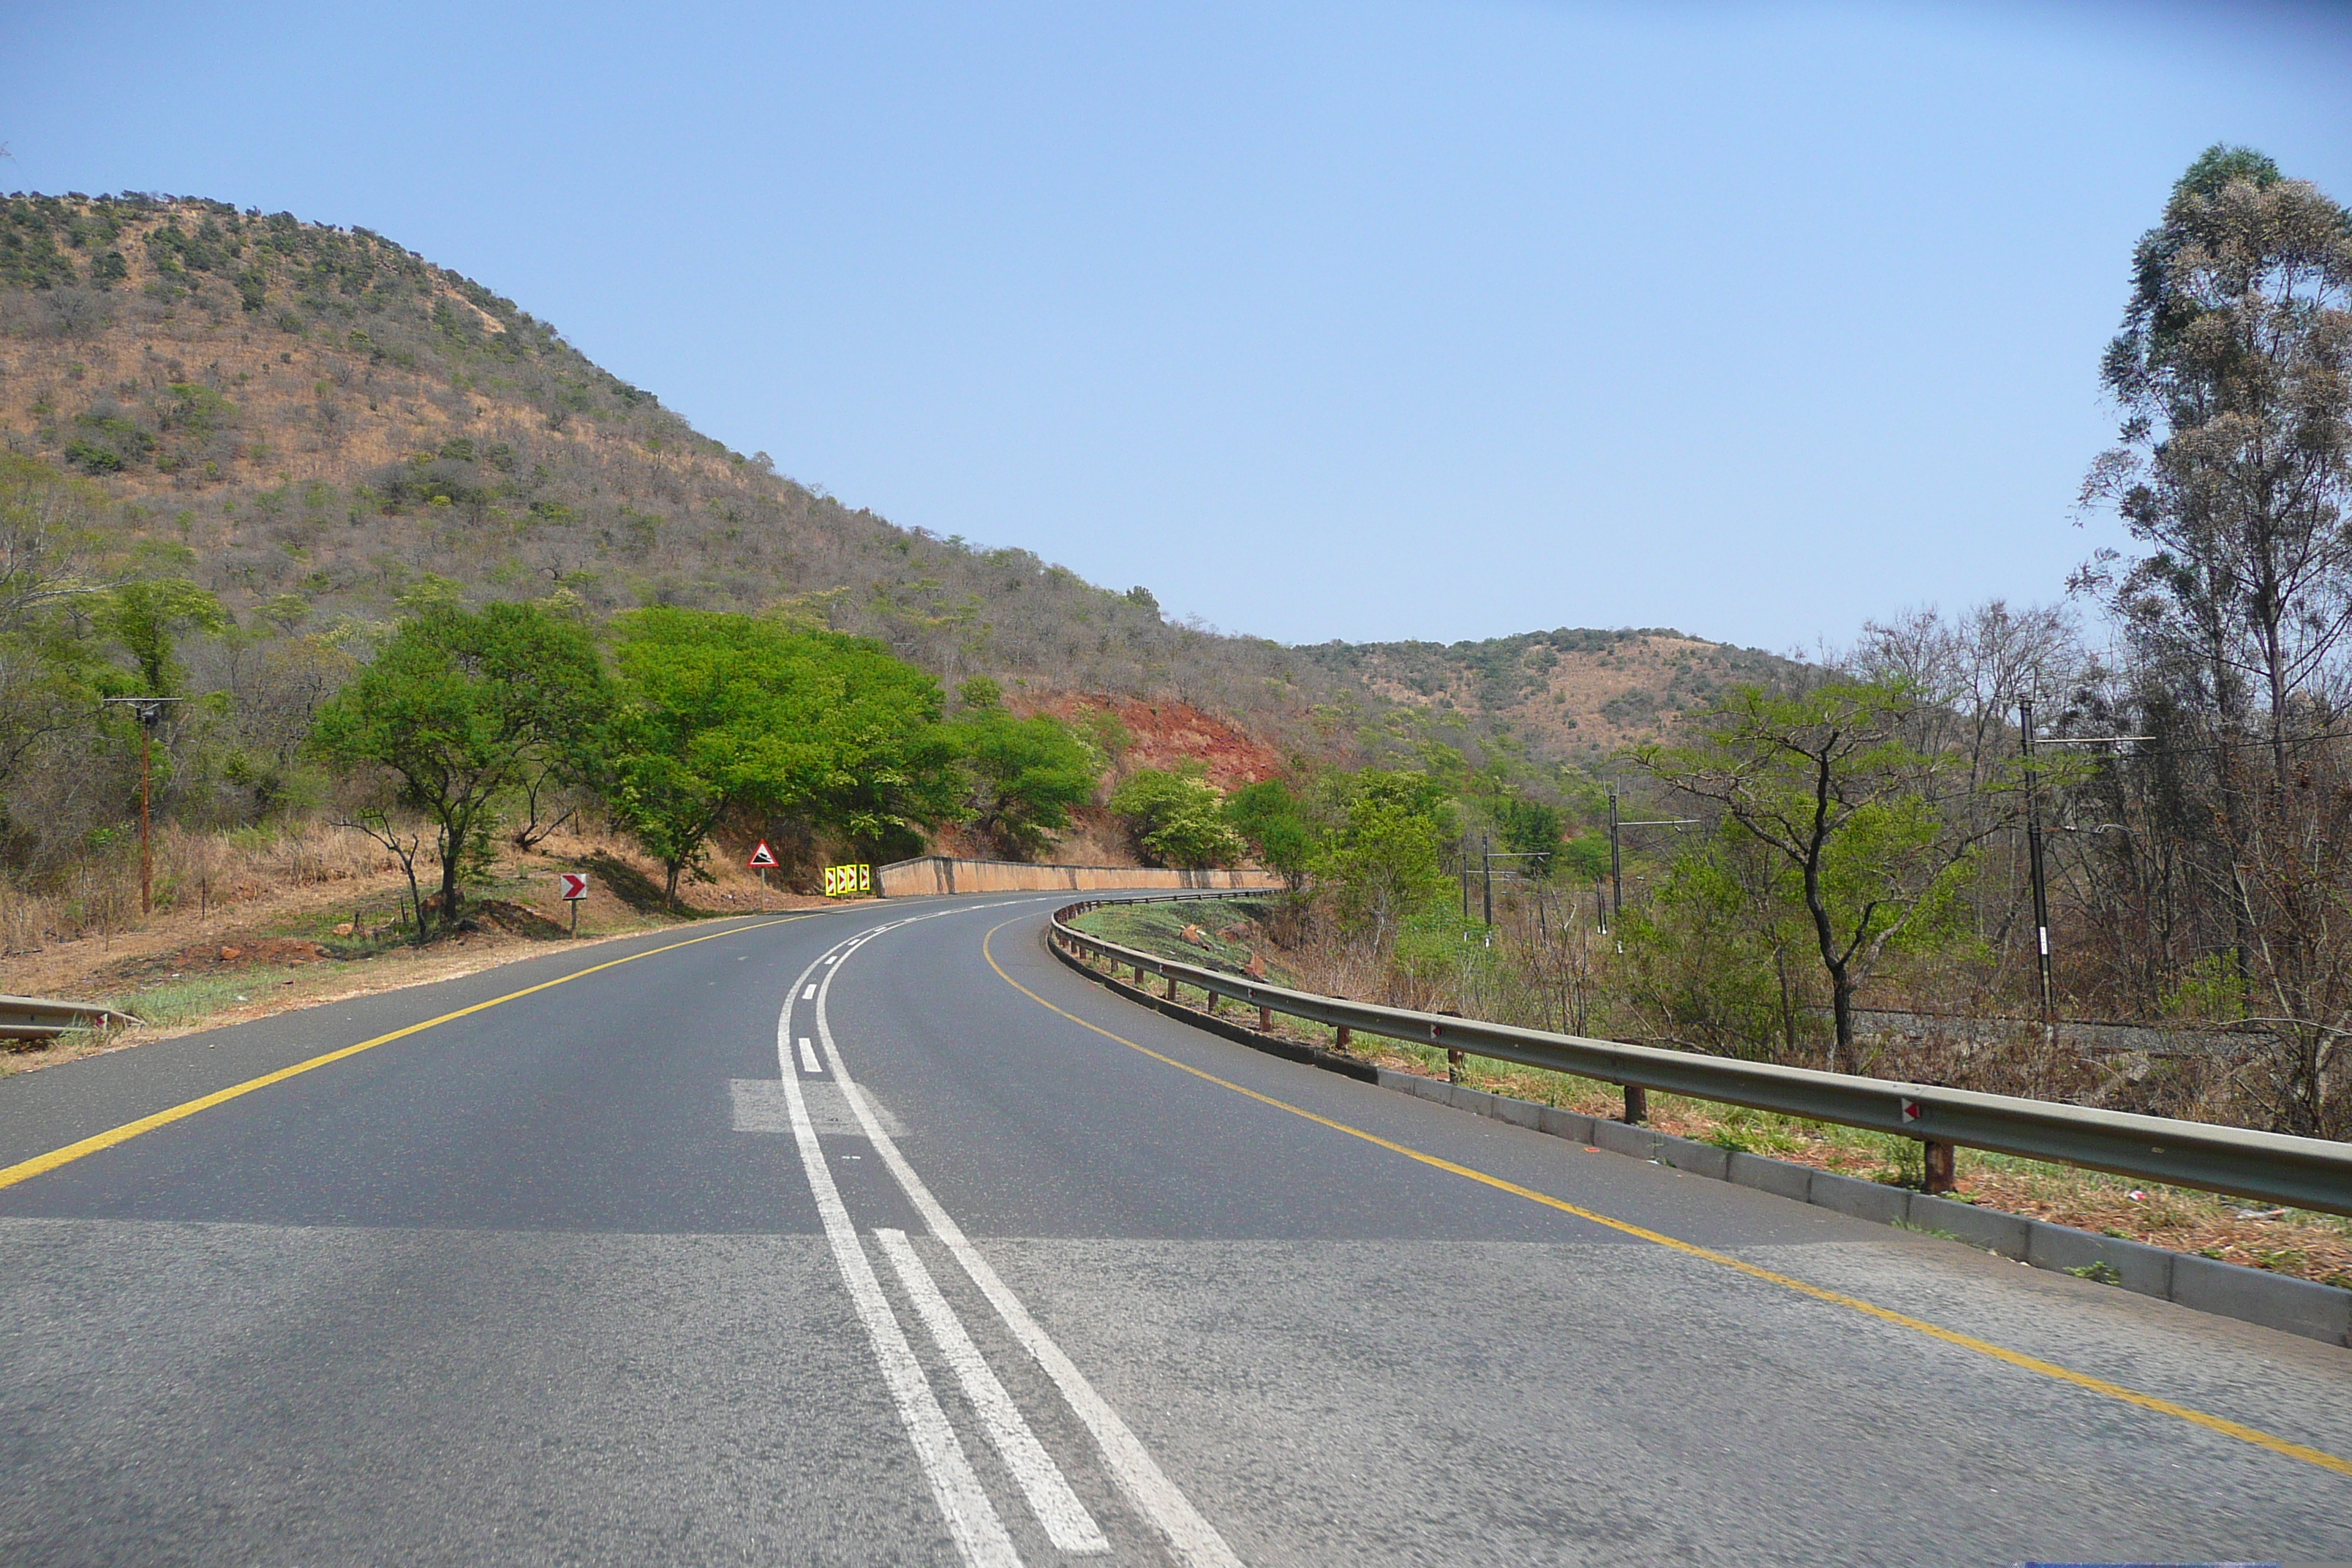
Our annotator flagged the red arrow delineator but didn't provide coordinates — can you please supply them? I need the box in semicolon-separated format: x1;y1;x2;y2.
747;840;780;868
1899;1098;1923;1124
558;872;589;900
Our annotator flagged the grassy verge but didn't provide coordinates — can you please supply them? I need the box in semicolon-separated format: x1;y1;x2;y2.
1066;912;2352;1292
1071;900;1292;984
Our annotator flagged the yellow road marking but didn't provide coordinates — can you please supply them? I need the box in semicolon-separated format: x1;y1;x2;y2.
984;919;2352;1479
0;913;824;1193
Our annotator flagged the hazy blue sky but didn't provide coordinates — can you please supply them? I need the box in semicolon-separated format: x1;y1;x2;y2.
7;1;2350;652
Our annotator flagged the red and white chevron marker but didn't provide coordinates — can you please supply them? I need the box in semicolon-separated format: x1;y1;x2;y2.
557;871;589;936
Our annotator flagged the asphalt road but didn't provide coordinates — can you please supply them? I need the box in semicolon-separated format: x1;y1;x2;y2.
0;892;2345;1566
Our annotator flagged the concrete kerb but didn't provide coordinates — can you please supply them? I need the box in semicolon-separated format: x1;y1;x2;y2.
2170;1253;2352;1344
1727;1149;1814;1202
1809;1169;1914;1226
1591;1118;1658;1161
1907;1194;2032;1259
1045;930;2352;1349
1652;1131;1731;1183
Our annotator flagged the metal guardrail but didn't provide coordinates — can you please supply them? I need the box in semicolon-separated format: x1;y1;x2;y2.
1048;895;2352;1218
0;995;143;1041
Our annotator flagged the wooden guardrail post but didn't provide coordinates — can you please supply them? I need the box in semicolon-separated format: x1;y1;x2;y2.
1622;1085;1647;1124
1923;1139;1956;1194
1259;1003;1273;1033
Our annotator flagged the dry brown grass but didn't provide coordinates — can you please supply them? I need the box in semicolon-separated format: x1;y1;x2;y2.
0;820;393;957
1;818;845;1074
0;813;834;996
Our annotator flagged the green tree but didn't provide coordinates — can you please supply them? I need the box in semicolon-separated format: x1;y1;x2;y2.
1223;779;1316;889
1618;825;1816;1060
1307;769;1457;949
953;709;1098;859
2084;144;2352;783
1490;796;1563;875
608;609;960;900
2077;146;2352;1120
312;602;609;935
1557;833;1611;883
1632;681;1980;1069
95;578;227;694
1108;766;1245;868
0;456;111;791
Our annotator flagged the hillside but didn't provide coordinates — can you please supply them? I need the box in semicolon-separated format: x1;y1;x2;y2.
0;192;1800;776
0;195;1365;742
1307;628;1811;758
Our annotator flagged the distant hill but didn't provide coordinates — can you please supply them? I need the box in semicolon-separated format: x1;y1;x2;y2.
1305;628;1812;758
0;192;1803;777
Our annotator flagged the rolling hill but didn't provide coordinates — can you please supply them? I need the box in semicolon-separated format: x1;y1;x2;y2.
1;192;1801;774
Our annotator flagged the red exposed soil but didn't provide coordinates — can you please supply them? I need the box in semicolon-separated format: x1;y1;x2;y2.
1026;694;1286;791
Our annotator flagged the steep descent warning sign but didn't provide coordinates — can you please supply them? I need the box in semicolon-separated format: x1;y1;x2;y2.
747;840;780;869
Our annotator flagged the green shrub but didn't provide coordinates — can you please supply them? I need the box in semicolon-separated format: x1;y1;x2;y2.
1109;767;1245;869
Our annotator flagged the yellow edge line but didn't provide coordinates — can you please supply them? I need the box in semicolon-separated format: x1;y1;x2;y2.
0;913;823;1193
984;919;2352;1480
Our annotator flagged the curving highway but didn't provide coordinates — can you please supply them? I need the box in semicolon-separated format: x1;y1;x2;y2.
0;892;2345;1565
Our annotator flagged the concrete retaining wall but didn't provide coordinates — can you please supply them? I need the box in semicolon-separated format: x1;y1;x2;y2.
877;856;1284;898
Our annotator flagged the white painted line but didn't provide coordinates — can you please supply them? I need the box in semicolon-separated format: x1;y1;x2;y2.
815;957;1243;1568
799;1036;823;1074
804;983;818;1000
878;1229;1109;1555
777;975;1019;1568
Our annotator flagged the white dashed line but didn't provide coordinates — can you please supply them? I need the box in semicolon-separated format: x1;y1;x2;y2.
803;983;818;1000
799;1036;822;1074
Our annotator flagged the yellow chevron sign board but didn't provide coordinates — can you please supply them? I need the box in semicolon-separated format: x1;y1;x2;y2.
823;864;872;897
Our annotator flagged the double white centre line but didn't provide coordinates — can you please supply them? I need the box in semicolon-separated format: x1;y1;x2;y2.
777;911;1241;1568
875;1228;1106;1553
776;941;1020;1565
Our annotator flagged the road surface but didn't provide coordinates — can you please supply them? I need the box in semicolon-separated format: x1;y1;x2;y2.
0;892;2345;1565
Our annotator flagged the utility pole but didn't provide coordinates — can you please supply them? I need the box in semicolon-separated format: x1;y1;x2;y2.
101;696;184;917
1480;834;1493;928
2019;701;2056;1042
1608;785;1622;918
1470;848;1550;928
1607;780;1700;921
2015;705;2151;1044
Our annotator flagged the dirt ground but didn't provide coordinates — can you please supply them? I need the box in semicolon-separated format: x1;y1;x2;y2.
0;829;847;1075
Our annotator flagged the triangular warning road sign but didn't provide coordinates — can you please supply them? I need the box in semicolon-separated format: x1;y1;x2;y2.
747;840;780;868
